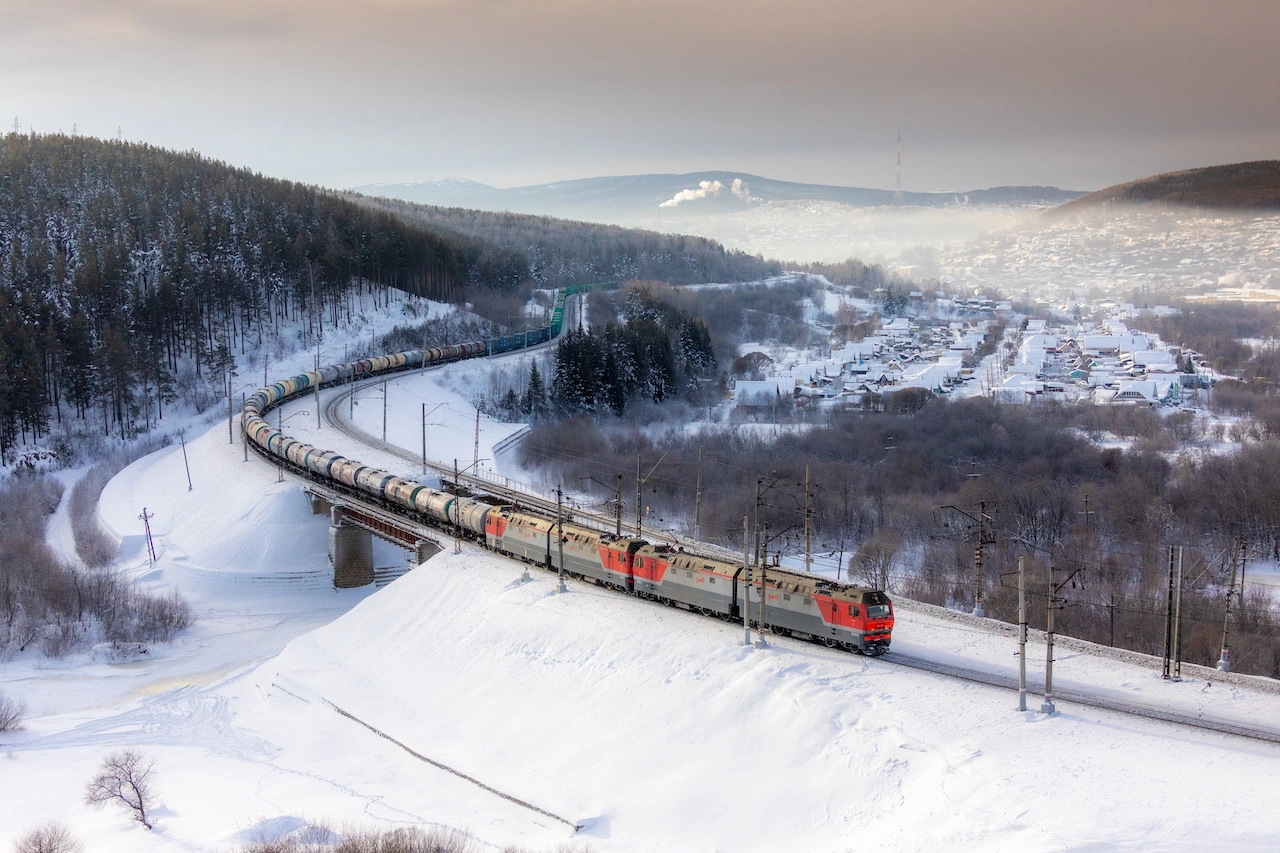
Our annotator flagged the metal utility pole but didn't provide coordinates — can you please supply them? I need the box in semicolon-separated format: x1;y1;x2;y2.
1219;539;1241;672
227;370;233;444
556;485;567;593
421;404;427;476
693;445;704;542
634;453;666;539
636;454;643;538
315;363;321;430
940;503;993;617
1162;545;1176;679
974;500;989;618
1172;546;1184;681
804;464;813;575
1041;562;1056;714
382;381;387;443
242;393;248;462
753;478;763;567
1238;543;1248;606
756;521;768;649
1109;593;1116;647
743;516;752;645
348;359;354;420
473;409;481;472
615;473;623;537
453;459;461;553
1017;556;1027;711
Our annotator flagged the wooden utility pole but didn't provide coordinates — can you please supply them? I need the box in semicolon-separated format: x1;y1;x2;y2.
180;430;192;491
139;508;157;563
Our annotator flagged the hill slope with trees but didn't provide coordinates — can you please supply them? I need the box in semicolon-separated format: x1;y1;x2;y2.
1062;161;1280;210
351;196;783;288
0;133;493;455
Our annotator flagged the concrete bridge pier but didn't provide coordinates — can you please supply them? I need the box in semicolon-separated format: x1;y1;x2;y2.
310;493;333;515
329;506;374;588
414;539;442;566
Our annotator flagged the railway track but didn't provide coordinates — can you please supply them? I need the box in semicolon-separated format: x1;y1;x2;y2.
882;651;1280;744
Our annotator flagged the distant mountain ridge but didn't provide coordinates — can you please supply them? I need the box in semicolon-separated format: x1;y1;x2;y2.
353;172;1086;220
1063;161;1280;210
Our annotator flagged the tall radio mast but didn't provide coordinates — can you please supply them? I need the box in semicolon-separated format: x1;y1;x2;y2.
893;130;903;206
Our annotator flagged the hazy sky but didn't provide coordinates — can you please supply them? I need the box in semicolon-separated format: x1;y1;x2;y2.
3;0;1277;192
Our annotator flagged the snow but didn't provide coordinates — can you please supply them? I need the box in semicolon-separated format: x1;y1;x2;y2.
5;296;1280;850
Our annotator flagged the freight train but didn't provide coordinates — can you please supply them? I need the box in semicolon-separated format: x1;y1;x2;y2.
240;287;894;654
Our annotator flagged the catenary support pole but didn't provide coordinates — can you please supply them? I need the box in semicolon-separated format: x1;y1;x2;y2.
693;445;703;542
1173;546;1184;680
973;500;986;617
756;527;768;649
556;485;567;594
382;381;387;443
804;464;812;575
1041;562;1056;714
242;393;247;462
615;473;623;537
635;454;643;538
1218;539;1240;672
421;404;427;476
743;516;752;646
1162;544;1176;679
1018;556;1027;711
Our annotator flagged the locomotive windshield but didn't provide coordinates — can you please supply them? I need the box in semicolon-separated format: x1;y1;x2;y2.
866;604;892;619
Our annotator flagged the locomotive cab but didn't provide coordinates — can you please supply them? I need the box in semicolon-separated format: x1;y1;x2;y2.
856;590;894;654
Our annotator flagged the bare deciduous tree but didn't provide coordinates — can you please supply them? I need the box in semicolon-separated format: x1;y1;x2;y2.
84;749;157;829
14;821;83;853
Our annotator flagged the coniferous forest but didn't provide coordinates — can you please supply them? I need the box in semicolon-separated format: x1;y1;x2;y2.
0;133;478;456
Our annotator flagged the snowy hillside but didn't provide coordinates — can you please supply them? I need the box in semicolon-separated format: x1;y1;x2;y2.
4;355;1280;849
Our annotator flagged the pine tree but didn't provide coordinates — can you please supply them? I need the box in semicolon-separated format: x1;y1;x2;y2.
522;360;546;420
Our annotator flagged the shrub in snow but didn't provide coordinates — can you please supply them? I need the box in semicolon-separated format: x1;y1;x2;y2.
13;821;83;853
0;689;26;731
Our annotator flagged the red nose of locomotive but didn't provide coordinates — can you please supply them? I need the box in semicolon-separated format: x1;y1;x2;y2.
858;594;894;655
